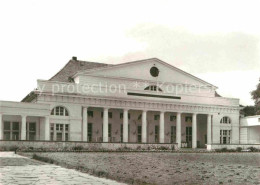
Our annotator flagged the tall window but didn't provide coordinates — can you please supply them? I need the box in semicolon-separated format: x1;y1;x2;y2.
120;124;123;142
88;123;93;142
220;130;231;144
220;117;231;124
50;123;69;141
26;122;36;141
4;122;19;140
171;126;176;143
144;85;162;92
155;125;159;143
186;127;192;146
108;123;112;141
51;106;69;116
137;125;142;143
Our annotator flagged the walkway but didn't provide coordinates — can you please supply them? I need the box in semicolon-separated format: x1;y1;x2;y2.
0;152;126;185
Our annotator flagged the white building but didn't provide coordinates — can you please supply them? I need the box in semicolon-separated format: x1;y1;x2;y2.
1;57;255;149
240;115;260;144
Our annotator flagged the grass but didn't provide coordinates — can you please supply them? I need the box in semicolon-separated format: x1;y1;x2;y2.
28;152;260;185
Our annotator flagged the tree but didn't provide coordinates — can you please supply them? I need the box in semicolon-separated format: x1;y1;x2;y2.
241;106;256;117
251;80;260;115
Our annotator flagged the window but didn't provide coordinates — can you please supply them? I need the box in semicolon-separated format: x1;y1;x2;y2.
88;123;93;142
4;122;20;140
258;118;260;122
137;125;142;143
26;122;36;141
144;85;162;92
51;106;69;116
138;114;142;120
220;116;231;124
186;127;192;146
50;123;69;141
220;129;231;144
154;115;160;121
171;126;176;143
87;111;93;118
120;124;123;142
120;113;130;119
155;125;159;143
108;123;112;138
185;117;192;123
170;116;176;122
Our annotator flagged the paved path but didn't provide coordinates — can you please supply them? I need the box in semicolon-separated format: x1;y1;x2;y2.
0;152;126;185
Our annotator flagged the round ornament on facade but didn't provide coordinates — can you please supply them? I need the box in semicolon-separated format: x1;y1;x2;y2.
150;66;159;77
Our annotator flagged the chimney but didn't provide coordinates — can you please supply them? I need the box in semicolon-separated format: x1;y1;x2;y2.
72;56;77;60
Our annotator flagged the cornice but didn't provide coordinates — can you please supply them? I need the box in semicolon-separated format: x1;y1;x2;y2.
40;93;241;115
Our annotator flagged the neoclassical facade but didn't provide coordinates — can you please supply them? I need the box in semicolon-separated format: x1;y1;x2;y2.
0;57;242;148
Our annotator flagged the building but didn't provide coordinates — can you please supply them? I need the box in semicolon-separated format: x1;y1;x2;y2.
0;57;247;149
240;115;260;144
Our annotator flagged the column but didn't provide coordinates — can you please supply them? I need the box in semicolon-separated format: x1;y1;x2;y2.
159;111;165;143
82;107;88;141
53;123;57;141
21;115;27;140
103;108;109;142
192;113;197;149
207;114;212;145
0;114;3;140
123;109;128;143
142;110;147;143
176;112;181;148
44;116;50;141
62;124;66;141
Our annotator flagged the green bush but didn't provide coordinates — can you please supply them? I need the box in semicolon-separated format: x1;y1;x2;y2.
158;146;170;150
236;147;242;152
71;145;84;151
247;147;258;152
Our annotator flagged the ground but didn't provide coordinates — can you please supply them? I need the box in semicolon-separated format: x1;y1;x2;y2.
22;152;260;185
0;152;125;185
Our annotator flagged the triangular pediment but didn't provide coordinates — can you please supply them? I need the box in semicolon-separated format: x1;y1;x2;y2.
75;58;216;87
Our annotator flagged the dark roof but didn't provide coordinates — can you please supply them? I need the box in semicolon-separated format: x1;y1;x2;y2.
49;58;111;82
215;91;222;97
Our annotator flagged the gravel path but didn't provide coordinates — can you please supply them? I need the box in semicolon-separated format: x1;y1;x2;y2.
0;152;126;185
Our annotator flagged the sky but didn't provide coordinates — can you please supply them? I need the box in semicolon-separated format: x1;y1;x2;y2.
0;0;259;105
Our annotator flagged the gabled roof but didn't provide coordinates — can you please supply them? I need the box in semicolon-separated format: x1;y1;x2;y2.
73;58;217;88
49;58;111;82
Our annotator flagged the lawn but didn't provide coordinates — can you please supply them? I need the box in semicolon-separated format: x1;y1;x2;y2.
25;152;260;185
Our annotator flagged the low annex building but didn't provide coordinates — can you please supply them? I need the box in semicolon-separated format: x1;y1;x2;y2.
0;57;256;150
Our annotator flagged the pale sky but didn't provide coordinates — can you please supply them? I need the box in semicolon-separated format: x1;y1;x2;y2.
0;0;259;105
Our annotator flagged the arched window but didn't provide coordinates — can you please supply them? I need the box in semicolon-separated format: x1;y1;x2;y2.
51;106;69;116
144;85;162;92
220;116;231;124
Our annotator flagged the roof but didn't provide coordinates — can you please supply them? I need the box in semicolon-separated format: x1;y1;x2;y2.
49;58;111;82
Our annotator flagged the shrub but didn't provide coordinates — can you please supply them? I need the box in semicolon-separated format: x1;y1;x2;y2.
72;145;84;151
136;146;142;150
247;147;258;152
236;147;243;152
158;146;170;150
